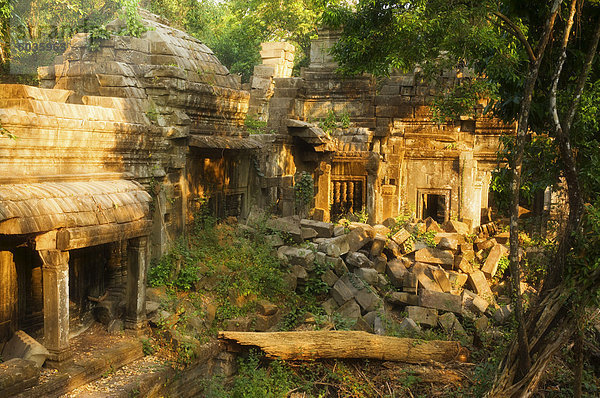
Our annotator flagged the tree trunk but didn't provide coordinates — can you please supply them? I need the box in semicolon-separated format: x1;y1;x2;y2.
506;0;561;380
219;330;469;363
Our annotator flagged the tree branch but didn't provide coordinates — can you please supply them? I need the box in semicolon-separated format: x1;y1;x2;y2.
492;11;536;64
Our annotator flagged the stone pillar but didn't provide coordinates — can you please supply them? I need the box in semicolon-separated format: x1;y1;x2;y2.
39;250;70;362
459;151;479;229
125;236;148;330
314;161;331;222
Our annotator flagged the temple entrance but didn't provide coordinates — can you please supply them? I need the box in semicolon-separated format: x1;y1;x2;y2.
418;189;450;224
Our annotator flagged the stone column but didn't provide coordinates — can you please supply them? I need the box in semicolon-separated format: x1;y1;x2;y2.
314;161;331;222
125;236;148;330
39;250;70;362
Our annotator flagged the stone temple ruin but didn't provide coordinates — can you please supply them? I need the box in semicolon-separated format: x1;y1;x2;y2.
0;10;513;369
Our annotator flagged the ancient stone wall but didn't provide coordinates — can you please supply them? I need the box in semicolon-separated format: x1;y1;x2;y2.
34;10;257;256
256;30;513;227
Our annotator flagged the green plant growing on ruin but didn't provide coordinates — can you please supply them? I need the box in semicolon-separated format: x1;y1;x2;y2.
294;171;314;215
494;255;510;281
0;123;16;140
355;206;369;223
318;109;351;135
118;0;147;38
244;115;268;134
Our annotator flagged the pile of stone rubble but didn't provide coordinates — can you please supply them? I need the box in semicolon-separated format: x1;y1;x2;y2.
248;212;515;337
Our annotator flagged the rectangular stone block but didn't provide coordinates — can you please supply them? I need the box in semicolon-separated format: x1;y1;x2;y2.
415;247;454;267
419;289;462;314
301;219;334;238
386;258;408;287
481;244;508;278
407;306;438;327
467;270;494;301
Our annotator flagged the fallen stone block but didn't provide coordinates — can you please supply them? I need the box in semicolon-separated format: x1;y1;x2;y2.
474;315;489;334
291;265;308;284
257;300;279;316
322;298;339;315
403;272;419;294
467;270;494;302
266;217;303;242
442;220;471;235
382;217;397;228
386;291;419;306
1;331;50;367
355;288;383;313
327;256;349;276
335;299;361;321
321;269;339;287
265;234;285;247
347;226;372;252
301;227;318;240
415;247;454;267
254;310;282;332
353;316;375;333
331;279;355;305
145;300;160;315
419;289;463;314
476;238;497;251
438;312;465;334
436;234;460;251
481;244;508;278
370;233;387;257
412;262;443;292
493;304;513;324
277;246;315;268
385;239;403;257
407;306;438;327
373;224;391;237
355;268;380;285
346;252;374;269
386;258;408;287
373;254;387;273
431;268;452;293
318;235;350;257
333;225;345;236
398;318;422;334
462;290;489;316
391;228;411;246
425;217;443;233
455;254;475;273
300;219;334;238
447;271;468;290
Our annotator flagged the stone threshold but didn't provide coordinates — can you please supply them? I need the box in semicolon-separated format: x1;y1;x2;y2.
13;340;143;398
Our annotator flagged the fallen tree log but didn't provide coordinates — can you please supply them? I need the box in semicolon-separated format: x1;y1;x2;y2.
218;331;468;364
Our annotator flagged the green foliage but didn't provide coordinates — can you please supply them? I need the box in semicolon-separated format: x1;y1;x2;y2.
490;134;560;216
244;115;268;134
141;338;156;355
145;0;324;82
432;78;498;123
494;256;510;280
566;201;600;308
118;0;147;37
317;109;351;134
229;350;295;398
294;171;314;212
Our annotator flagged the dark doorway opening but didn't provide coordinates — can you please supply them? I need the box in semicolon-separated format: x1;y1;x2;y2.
418;190;449;224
